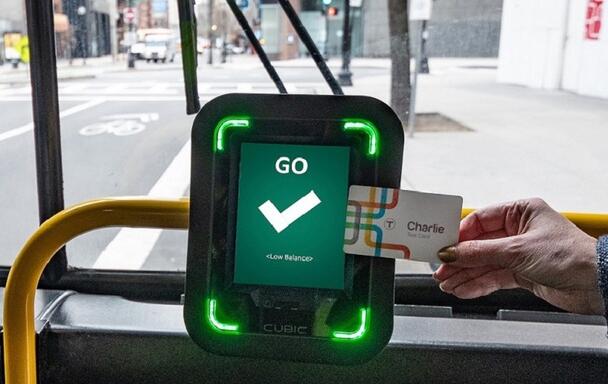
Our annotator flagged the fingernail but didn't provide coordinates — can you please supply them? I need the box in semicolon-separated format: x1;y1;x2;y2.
437;246;457;263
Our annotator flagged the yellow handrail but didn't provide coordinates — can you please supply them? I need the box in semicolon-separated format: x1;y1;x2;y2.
3;198;189;384
4;200;608;384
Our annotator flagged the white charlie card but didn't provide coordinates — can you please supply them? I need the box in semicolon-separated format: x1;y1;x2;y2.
344;186;462;263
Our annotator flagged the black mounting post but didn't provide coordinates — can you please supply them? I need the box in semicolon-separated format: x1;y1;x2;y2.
24;0;68;282
177;0;201;114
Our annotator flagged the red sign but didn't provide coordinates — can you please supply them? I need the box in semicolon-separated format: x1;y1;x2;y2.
124;7;136;22
585;0;603;40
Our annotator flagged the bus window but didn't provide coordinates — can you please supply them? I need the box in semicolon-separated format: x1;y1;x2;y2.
0;69;37;266
1;1;607;279
3;2;608;383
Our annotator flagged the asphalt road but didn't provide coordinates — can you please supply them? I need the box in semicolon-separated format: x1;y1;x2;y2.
0;60;399;272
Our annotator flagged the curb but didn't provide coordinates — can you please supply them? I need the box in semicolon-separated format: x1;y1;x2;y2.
0;74;97;85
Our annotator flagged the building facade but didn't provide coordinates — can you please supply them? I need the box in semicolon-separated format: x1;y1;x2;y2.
0;0;27;35
259;0;302;60
62;0;117;58
298;0;364;58
498;0;608;99
252;0;504;60
0;0;116;60
362;0;504;58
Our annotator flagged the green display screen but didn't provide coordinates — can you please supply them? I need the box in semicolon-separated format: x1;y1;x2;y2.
233;143;350;289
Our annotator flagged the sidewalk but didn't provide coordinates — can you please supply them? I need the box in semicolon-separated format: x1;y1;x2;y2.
2;52;606;213
209;55;392;70
0;53;496;82
343;61;608;274
341;64;608;213
217;56;608;213
0;55;127;84
215;55;498;71
0;54;393;83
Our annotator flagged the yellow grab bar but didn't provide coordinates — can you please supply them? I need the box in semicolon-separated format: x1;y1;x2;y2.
3;198;189;384
4;200;608;384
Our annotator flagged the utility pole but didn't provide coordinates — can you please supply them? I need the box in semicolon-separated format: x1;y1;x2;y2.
127;0;135;69
257;0;262;25
321;0;335;59
207;0;214;65
221;8;227;63
407;0;433;137
408;31;423;137
77;5;88;65
419;19;429;74
338;0;352;86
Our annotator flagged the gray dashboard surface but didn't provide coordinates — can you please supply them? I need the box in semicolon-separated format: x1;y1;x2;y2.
2;289;608;383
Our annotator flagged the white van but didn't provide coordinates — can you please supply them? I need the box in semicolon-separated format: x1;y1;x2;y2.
142;34;177;63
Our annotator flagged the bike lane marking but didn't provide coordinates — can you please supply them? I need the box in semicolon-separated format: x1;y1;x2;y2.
78;113;159;136
0;98;106;143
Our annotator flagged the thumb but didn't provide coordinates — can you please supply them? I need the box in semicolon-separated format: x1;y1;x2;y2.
438;237;522;268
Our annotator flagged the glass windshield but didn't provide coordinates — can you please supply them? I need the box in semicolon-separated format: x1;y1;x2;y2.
0;0;607;276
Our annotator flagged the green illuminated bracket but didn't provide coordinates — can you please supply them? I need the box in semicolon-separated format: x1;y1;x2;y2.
213;117;251;152
207;298;240;334
332;308;369;341
343;119;380;157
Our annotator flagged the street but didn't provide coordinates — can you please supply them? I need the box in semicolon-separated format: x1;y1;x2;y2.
0;58;387;271
2;56;608;274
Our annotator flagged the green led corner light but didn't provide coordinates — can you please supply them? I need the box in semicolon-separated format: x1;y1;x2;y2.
213;117;251;152
207;298;240;334
332;308;370;341
343;119;380;157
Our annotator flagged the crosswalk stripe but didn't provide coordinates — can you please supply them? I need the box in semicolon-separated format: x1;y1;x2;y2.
285;83;298;93
102;83;127;94
148;82;171;93
0;82;324;97
61;83;87;93
237;83;253;92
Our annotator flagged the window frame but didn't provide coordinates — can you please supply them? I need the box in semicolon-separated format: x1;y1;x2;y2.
11;0;559;314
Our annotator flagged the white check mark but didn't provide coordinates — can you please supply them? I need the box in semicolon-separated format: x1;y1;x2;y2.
258;190;322;233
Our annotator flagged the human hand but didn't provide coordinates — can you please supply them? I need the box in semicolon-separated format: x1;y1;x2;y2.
434;198;605;315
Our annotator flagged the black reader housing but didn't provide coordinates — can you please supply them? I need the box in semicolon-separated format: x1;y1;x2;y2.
184;94;404;365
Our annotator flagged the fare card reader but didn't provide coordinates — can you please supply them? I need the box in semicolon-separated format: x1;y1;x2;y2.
184;94;404;365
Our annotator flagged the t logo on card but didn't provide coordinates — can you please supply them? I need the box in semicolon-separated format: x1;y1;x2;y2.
384;218;396;230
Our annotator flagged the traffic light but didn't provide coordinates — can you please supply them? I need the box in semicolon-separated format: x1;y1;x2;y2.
327;6;339;16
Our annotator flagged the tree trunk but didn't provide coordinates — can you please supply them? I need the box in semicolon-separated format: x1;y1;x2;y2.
388;0;411;128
